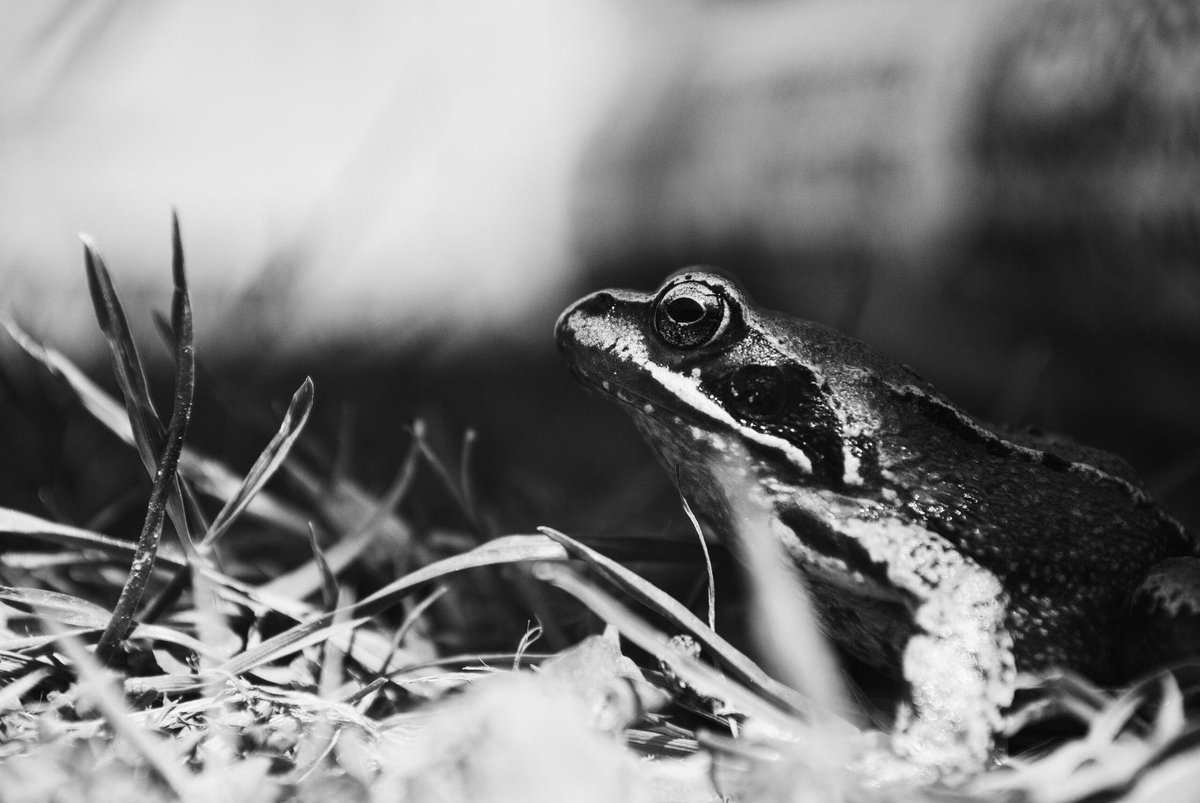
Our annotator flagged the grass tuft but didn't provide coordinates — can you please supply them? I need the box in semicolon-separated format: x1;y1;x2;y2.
85;228;195;665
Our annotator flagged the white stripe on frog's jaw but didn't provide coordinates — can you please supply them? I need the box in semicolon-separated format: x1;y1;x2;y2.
562;302;815;478
640;354;815;476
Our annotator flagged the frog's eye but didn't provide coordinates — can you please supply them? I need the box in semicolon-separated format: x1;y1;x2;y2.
728;365;787;419
653;281;729;349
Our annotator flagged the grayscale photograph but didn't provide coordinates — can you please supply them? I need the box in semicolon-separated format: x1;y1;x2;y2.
0;1;1198;800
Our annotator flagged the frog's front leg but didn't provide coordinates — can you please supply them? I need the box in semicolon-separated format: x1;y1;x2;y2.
840;519;1016;781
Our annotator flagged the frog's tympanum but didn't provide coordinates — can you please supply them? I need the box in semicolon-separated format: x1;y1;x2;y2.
555;270;1199;781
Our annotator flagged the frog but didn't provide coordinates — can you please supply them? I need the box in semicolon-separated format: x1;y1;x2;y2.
554;269;1200;782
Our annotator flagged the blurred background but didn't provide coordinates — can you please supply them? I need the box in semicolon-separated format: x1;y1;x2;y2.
2;0;1198;551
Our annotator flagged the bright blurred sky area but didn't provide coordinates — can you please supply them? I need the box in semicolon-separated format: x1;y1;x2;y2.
0;1;631;357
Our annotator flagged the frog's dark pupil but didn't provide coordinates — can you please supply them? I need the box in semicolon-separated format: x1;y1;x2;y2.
666;296;706;324
730;365;787;418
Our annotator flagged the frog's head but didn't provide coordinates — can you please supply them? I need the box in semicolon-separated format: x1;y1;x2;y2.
556;271;910;511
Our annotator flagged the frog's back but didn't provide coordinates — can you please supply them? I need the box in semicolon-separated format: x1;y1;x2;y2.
760;309;1197;679
994;424;1147;488
888;397;1196;680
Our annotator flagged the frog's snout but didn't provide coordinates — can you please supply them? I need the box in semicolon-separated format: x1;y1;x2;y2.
553;290;617;355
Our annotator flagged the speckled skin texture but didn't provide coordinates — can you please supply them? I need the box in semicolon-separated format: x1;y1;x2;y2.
556;271;1198;779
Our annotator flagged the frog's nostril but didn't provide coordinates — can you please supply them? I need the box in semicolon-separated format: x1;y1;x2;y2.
580;290;615;313
555;292;611;341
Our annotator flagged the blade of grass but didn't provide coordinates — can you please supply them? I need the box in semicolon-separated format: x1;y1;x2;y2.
94;352;192;661
0;506;324;623
1151;674;1185;744
0;624;227;663
265;424;423;600
229;535;569;676
318;586;353;700
0;507;187;567
538;527;806;717
415;426;484;536
81;234;163;472
459;427;480;528
512;622;544;670
163;212;201;556
678;487;716;631
384;651;549;677
83;224;200;552
354;534;566;613
124;672;219;697
219;615;374;678
137;534;569;694
343;676;387;707
308;523;338;612
379;585;448;676
0;628;96;652
129;623;230;662
0;551;120;570
725;469;855;725
1;314;311;540
155;220;241;674
0;316;132;439
531;561;809;736
420;431;565;648
59;535;543;699
199;377;315;550
82;222;200;559
0;586;111;627
89;223;196;664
